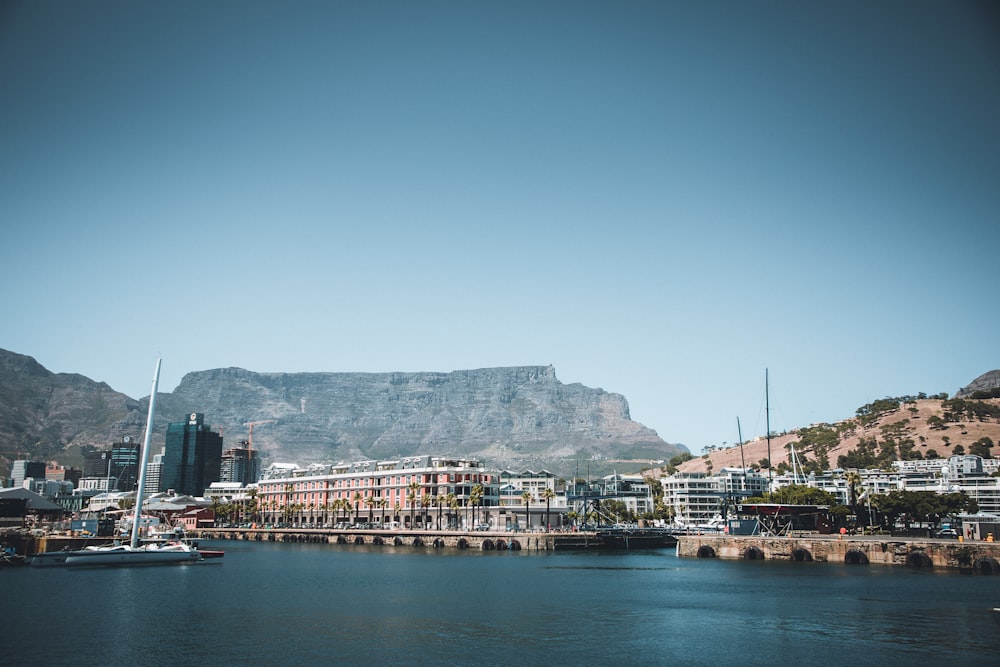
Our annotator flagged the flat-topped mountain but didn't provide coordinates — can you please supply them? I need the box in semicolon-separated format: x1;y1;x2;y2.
0;349;682;478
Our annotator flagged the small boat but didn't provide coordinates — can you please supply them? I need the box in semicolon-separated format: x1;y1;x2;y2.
146;526;224;560
31;359;205;568
1;546;26;567
992;608;1000;626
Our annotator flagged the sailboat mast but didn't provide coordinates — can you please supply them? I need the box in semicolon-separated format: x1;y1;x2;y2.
766;368;772;486
737;416;746;491
130;358;161;549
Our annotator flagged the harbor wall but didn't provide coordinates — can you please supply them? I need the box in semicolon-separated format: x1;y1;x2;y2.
676;534;1000;570
188;527;605;551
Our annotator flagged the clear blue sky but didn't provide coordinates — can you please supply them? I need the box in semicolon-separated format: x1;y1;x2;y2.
2;1;997;453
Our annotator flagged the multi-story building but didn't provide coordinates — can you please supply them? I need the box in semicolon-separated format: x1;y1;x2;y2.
78;438;141;492
160;413;223;496
220;440;261;485
45;463;82;487
9;460;46;488
256;456;497;529
661;472;724;525
145;450;164;495
497;469;567;529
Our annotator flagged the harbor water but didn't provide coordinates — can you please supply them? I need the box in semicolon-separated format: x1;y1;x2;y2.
3;539;997;666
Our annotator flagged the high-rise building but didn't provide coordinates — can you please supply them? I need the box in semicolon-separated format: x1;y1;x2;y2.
10;460;46;488
146;450;164;495
80;438;141;491
110;437;141;491
161;413;223;496
82;449;110;478
221;440;261;485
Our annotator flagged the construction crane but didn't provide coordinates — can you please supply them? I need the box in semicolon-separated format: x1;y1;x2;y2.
243;420;275;454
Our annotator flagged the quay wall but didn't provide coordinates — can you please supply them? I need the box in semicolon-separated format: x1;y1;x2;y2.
677;534;1000;571
188;527;606;552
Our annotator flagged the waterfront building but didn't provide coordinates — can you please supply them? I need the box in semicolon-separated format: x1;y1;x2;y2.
161;413;223;496
661;472;724;526
497;469;567;530
256;456;497;529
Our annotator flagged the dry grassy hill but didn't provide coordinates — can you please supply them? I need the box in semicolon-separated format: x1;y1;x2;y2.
675;397;1000;475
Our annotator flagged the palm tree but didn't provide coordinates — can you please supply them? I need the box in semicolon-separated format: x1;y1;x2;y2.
541;487;556;531
352;491;363;524
247;487;259;525
420;493;432;529
521;490;534;531
407;482;420;529
366;496;377;524
284;484;294;526
447;493;459;529
846;470;863;528
378;498;388;525
432;494;442;530
470;484;484;528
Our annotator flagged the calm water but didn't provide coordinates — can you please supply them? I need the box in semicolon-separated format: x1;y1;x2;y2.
3;540;998;666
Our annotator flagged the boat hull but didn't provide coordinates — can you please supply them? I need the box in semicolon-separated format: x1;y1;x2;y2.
31;545;202;567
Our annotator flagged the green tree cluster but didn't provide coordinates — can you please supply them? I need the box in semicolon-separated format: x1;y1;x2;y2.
871;490;973;531
942;399;1000;423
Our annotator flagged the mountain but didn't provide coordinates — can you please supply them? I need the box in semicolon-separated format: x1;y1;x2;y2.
0;349;683;479
955;370;1000;398
0;350;144;467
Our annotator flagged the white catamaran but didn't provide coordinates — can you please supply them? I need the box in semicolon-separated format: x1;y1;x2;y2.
32;359;203;567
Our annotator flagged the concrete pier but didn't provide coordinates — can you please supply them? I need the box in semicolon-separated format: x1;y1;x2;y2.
676;533;1000;571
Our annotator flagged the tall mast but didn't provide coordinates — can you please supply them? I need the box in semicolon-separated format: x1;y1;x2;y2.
130;358;161;549
737;416;746;492
766;368;772;486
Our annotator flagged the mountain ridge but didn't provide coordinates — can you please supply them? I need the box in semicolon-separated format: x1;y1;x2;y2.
0;349;682;479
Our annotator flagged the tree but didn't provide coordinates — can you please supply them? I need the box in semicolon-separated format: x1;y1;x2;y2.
353;491;363;523
970;437;994;458
432;494;442;530
447;494;460;529
845;471;863;523
470;483;484;528
766;484;838;507
521;490;533;531
407;482;420;529
420;493;432;528
541;487;556;530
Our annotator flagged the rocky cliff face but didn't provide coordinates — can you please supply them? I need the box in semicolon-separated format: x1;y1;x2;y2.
955;370;1000;398
157;365;674;471
0;349;680;478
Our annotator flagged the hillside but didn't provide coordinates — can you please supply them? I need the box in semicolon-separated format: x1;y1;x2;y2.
0;350;144;466
0;349;683;479
676;394;1000;476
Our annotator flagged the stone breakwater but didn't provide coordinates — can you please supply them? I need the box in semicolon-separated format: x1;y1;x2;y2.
677;534;1000;571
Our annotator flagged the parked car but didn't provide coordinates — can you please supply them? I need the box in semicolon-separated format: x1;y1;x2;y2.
935;528;959;539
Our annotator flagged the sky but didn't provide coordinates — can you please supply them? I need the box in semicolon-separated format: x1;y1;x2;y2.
2;1;998;454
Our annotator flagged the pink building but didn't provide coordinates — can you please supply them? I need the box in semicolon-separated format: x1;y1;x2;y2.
255;456;497;529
